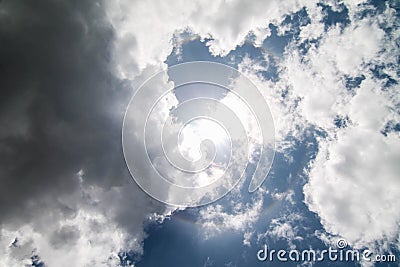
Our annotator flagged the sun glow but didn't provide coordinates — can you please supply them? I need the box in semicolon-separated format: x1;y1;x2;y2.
178;118;229;162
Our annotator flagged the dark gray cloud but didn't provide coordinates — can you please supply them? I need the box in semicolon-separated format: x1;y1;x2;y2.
49;225;80;249
0;0;134;226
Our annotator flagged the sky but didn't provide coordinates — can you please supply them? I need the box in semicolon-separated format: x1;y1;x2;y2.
0;0;399;266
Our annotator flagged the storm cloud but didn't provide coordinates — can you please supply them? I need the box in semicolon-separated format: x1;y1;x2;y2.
0;2;170;265
0;0;125;224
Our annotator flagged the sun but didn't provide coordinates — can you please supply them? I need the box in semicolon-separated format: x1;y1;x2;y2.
178;117;229;162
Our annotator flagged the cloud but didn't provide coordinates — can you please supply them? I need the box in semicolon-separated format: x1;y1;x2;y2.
106;0;315;78
236;57;306;146
0;0;132;223
271;189;295;205
243;231;254;247
304;78;400;248
0;168;176;266
265;213;304;247
197;190;264;239
282;17;386;129
283;1;400;252
0;1;170;265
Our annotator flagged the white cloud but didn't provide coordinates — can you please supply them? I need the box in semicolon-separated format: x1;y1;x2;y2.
0;169;172;267
198;194;263;239
270;221;296;240
282;15;386;129
237;57;306;147
271;189;295;205
106;0;315;78
0;212;128;267
321;21;385;76
304;84;400;248
260;212;304;249
287;2;400;254
299;4;325;41
243;231;254;247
